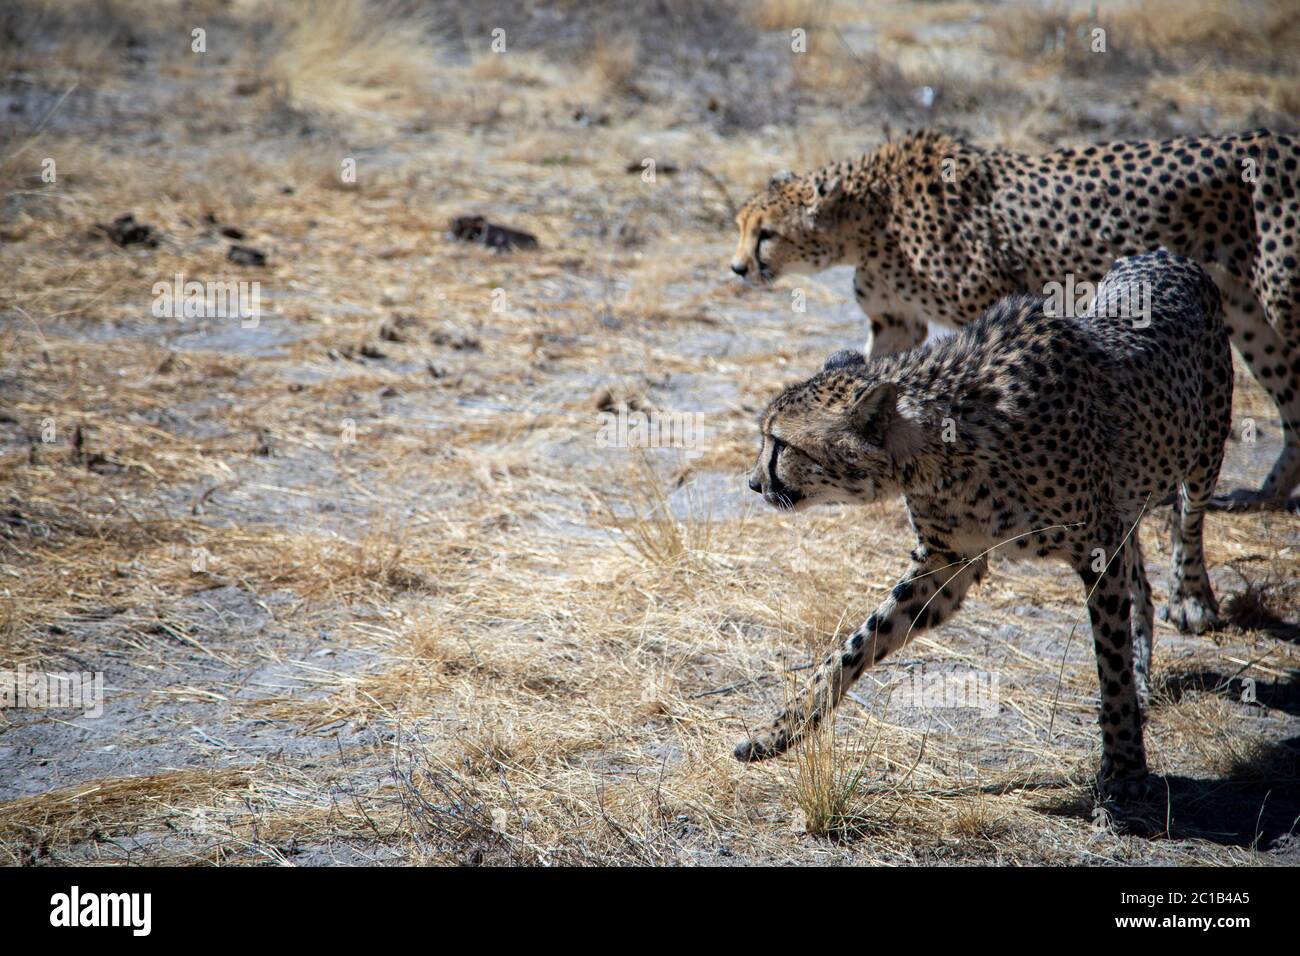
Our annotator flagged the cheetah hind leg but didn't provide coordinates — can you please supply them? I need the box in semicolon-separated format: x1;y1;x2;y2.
1208;281;1300;512
1129;537;1154;712
1160;473;1223;635
1165;330;1232;631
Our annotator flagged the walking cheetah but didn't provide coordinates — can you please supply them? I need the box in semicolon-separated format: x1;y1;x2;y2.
734;251;1233;799
730;129;1300;510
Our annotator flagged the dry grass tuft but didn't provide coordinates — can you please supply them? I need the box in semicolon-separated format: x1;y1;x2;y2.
0;769;254;863
987;0;1300;77
1216;736;1300;786
787;712;878;838
948;797;1011;844
266;0;438;120
747;0;824;32
599;453;717;571
1222;570;1300;637
585;35;643;99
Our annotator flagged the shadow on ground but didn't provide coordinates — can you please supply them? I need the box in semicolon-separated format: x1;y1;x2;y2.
1036;735;1300;850
1159;668;1300;715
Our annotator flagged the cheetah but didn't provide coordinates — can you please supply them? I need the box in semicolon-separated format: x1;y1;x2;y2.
734;251;1233;799
730;129;1300;511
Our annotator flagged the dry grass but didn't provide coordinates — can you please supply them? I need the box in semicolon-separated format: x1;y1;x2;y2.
584;35;643;99
987;0;1300;76
1115;0;1300;65
787;709;879;838
0;0;1296;868
599;453;718;571
747;0;826;32
0;0;186;76
0;769;255;864
265;0;439;120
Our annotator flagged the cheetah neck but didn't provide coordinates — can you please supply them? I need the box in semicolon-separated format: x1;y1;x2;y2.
868;353;997;502
870;393;951;498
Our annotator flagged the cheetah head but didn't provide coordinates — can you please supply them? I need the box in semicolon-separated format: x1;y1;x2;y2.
748;350;904;511
730;171;848;287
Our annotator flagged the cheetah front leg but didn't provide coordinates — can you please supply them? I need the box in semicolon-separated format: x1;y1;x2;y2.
862;312;929;359
734;552;987;762
1129;536;1154;712
1079;543;1150;799
853;268;930;359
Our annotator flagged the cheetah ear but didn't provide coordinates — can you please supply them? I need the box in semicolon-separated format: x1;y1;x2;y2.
804;176;844;227
815;176;842;199
768;169;797;189
848;381;897;445
823;349;865;372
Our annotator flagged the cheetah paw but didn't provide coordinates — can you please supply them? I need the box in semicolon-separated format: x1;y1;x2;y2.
1095;774;1164;836
1098;771;1156;803
1160;597;1221;634
733;735;783;763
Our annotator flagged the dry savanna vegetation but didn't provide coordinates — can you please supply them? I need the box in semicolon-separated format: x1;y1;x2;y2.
1;0;1297;865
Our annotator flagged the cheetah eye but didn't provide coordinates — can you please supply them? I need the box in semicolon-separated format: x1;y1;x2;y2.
758;228;775;242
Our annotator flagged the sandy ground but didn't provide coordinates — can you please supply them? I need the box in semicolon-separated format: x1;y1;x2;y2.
1;0;1298;865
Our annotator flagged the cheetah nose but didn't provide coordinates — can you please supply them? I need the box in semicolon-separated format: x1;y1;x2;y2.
731;261;749;277
748;474;762;493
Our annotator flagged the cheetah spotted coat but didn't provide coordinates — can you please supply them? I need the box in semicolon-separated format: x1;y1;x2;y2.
737;251;1233;798
731;129;1299;509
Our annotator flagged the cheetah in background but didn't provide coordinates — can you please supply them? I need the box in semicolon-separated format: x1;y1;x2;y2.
735;251;1233;800
730;128;1300;510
